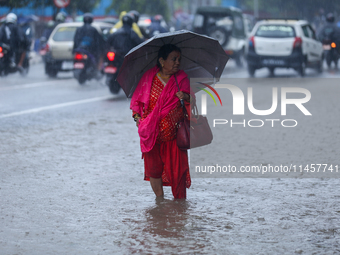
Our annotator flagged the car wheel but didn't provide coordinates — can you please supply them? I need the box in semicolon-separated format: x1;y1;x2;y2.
47;69;58;78
45;63;58;78
235;48;245;68
248;65;256;77
208;27;230;47
298;60;306;77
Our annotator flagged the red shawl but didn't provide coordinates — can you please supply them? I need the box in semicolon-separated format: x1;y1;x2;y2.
130;66;191;153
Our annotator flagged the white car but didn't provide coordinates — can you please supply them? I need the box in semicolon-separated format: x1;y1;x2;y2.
193;6;250;67
44;22;112;78
246;19;323;77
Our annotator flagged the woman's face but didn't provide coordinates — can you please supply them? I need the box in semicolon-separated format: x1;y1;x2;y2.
160;50;181;75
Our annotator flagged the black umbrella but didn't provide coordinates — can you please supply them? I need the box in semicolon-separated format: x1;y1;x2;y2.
116;30;230;98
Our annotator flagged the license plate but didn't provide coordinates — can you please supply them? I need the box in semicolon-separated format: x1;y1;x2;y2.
104;66;117;74
61;61;74;70
323;44;331;50
74;62;85;69
262;59;285;66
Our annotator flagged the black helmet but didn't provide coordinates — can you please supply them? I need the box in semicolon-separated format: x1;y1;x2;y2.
326;13;335;23
122;14;134;27
83;13;94;24
128;10;140;23
153;14;163;23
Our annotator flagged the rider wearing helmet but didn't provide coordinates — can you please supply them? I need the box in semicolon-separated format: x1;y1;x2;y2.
107;13;143;57
110;10;144;39
55;12;67;23
73;13;105;73
0;13;27;71
146;14;168;38
128;10;140;24
318;13;340;44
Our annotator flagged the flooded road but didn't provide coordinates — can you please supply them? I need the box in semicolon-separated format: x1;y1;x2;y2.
0;63;339;254
1;102;339;254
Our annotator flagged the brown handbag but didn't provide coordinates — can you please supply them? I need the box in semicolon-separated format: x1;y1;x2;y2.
175;75;213;150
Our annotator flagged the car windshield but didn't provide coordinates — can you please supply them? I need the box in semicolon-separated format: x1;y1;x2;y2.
53;27;78;41
255;25;295;38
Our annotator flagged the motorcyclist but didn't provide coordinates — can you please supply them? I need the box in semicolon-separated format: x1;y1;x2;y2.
73;13;105;75
107;13;143;58
318;13;340;44
55;11;67;24
0;13;27;72
146;14;168;38
43;12;66;38
110;11;144;39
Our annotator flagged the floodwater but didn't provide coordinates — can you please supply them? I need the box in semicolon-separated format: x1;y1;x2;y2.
0;110;340;254
0;98;339;254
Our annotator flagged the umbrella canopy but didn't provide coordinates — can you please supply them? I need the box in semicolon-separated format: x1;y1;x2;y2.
117;30;229;98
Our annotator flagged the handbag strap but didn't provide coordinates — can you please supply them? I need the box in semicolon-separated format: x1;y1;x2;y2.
174;73;201;119
174;74;185;108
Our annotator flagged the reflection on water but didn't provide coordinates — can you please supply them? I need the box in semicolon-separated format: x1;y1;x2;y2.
144;198;189;238
125;197;209;254
115;179;339;255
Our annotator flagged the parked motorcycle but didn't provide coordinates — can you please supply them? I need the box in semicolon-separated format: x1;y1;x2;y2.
0;43;29;76
104;49;123;94
73;48;102;85
322;39;339;68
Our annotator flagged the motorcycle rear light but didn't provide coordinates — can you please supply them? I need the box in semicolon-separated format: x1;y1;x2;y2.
107;52;115;61
0;46;2;53
224;50;233;55
249;36;255;48
331;42;336;48
293;37;302;48
74;53;83;60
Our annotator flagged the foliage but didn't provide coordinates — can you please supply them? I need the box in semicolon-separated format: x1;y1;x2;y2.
239;0;340;21
0;0;31;9
106;0;169;20
65;0;100;14
0;0;100;15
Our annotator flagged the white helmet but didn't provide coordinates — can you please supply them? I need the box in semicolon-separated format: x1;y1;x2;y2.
6;13;17;24
56;12;66;22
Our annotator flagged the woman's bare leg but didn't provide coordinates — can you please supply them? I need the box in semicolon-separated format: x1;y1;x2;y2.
150;177;163;197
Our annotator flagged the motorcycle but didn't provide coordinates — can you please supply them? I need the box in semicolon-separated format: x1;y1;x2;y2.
104;48;123;94
73;48;102;85
322;39;339;68
0;43;29;76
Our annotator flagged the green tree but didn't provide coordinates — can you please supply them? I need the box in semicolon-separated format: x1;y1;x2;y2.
0;0;31;9
239;0;340;21
107;0;169;20
29;0;100;16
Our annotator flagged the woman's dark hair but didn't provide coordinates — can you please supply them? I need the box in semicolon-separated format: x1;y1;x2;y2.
157;44;181;68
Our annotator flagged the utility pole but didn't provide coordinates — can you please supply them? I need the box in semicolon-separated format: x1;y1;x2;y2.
167;0;174;17
254;0;259;20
